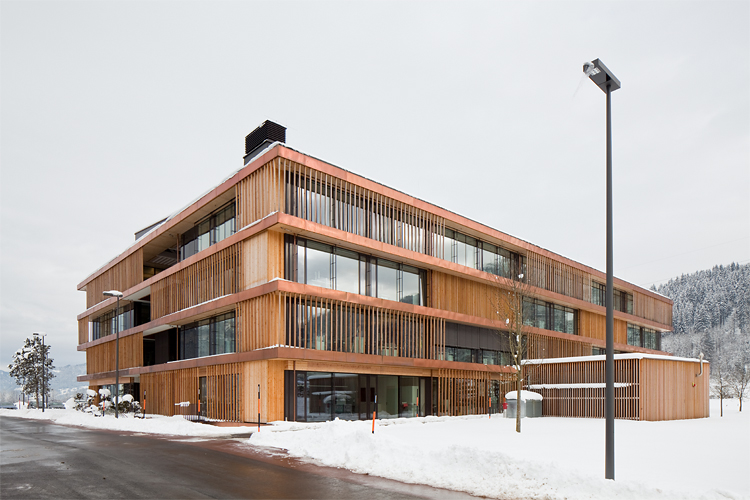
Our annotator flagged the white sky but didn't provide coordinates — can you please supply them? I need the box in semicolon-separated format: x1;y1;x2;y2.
1;1;748;367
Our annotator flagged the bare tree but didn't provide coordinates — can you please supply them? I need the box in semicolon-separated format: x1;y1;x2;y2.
491;271;537;433
727;332;750;411
710;329;732;417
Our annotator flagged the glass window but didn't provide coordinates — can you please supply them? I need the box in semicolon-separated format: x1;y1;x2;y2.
554;306;566;333
535;301;547;331
197;321;210;358
359;256;370;297
307;372;332;422
482;242;498;275
454;347;472;363
377;375;398;419
445;346;456;361
333;373;358;420
498;249;512;278
296;372;306;421
335;248;359;294
627;324;641;347
565;309;575;334
306;241;333;289
401;265;421;305
523;298;534;327
399;377;419;418
482;350;499;365
444;228;456;262
376;259;399;302
592;282;606;307
643;328;657;350
179;313;236;360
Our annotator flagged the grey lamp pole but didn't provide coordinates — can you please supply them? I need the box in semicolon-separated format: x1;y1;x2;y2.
103;290;123;418
583;59;620;481
33;332;46;412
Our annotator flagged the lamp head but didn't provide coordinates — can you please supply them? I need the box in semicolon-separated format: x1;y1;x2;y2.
583;59;621;93
103;290;123;298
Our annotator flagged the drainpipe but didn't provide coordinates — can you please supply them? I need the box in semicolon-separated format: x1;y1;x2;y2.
696;352;704;378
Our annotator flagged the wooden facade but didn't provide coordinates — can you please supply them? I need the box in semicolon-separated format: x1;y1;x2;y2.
526;355;709;421
77;141;690;424
84;249;143;309
86;332;143;374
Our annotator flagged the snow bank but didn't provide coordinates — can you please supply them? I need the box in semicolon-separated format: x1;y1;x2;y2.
0;408;243;437
248;399;749;500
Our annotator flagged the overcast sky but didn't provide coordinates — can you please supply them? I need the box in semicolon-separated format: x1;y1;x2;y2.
1;1;748;369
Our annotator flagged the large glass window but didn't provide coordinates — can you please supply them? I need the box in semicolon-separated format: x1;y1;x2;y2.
292;371;430;422
335;248;359;294
444;229;524;280
91;302;150;340
626;323;660;350
376;259;399;302
180;203;236;260
333;373;359;420
627;323;641;347
178;312;236;360
306;241;333;289
401;265;421;305
592;282;633;314
287;236;426;306
306;372;332;422
523;298;576;335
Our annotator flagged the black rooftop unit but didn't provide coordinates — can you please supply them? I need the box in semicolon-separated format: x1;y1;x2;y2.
244;120;286;164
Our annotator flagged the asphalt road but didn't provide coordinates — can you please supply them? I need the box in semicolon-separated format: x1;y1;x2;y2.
0;416;476;499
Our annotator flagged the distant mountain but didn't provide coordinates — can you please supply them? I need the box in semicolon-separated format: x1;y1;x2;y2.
0;363;87;402
655;263;749;361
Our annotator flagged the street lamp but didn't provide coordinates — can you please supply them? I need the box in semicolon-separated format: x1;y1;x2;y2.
103;290;123;418
583;58;620;481
33;332;46;412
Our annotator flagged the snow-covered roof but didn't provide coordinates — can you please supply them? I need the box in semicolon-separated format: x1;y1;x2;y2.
505;390;543;401
523;353;708;365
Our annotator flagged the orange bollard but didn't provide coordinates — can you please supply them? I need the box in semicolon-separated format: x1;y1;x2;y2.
371;395;377;434
257;384;261;433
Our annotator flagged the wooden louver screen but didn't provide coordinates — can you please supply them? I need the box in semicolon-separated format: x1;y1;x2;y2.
281;158;446;257
527;358;640;420
150;243;242;321
86;249;143;309
260;292;446;360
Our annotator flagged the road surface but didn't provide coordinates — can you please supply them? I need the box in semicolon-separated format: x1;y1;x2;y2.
0;416;476;499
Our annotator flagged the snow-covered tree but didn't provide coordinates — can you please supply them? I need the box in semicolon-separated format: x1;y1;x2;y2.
8;336;55;409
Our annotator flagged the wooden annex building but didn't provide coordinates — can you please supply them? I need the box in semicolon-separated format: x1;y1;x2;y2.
77;121;708;423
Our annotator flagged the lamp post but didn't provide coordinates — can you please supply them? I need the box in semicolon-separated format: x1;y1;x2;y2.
103;290;123;418
583;58;620;481
33;332;46;412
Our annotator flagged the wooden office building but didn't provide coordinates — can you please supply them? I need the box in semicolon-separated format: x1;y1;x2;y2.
76;121;707;423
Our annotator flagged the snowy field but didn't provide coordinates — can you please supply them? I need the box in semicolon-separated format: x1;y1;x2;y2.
2;400;747;499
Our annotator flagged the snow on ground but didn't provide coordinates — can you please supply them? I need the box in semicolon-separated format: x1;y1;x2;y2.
1;400;747;499
248;399;749;500
0;407;244;437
